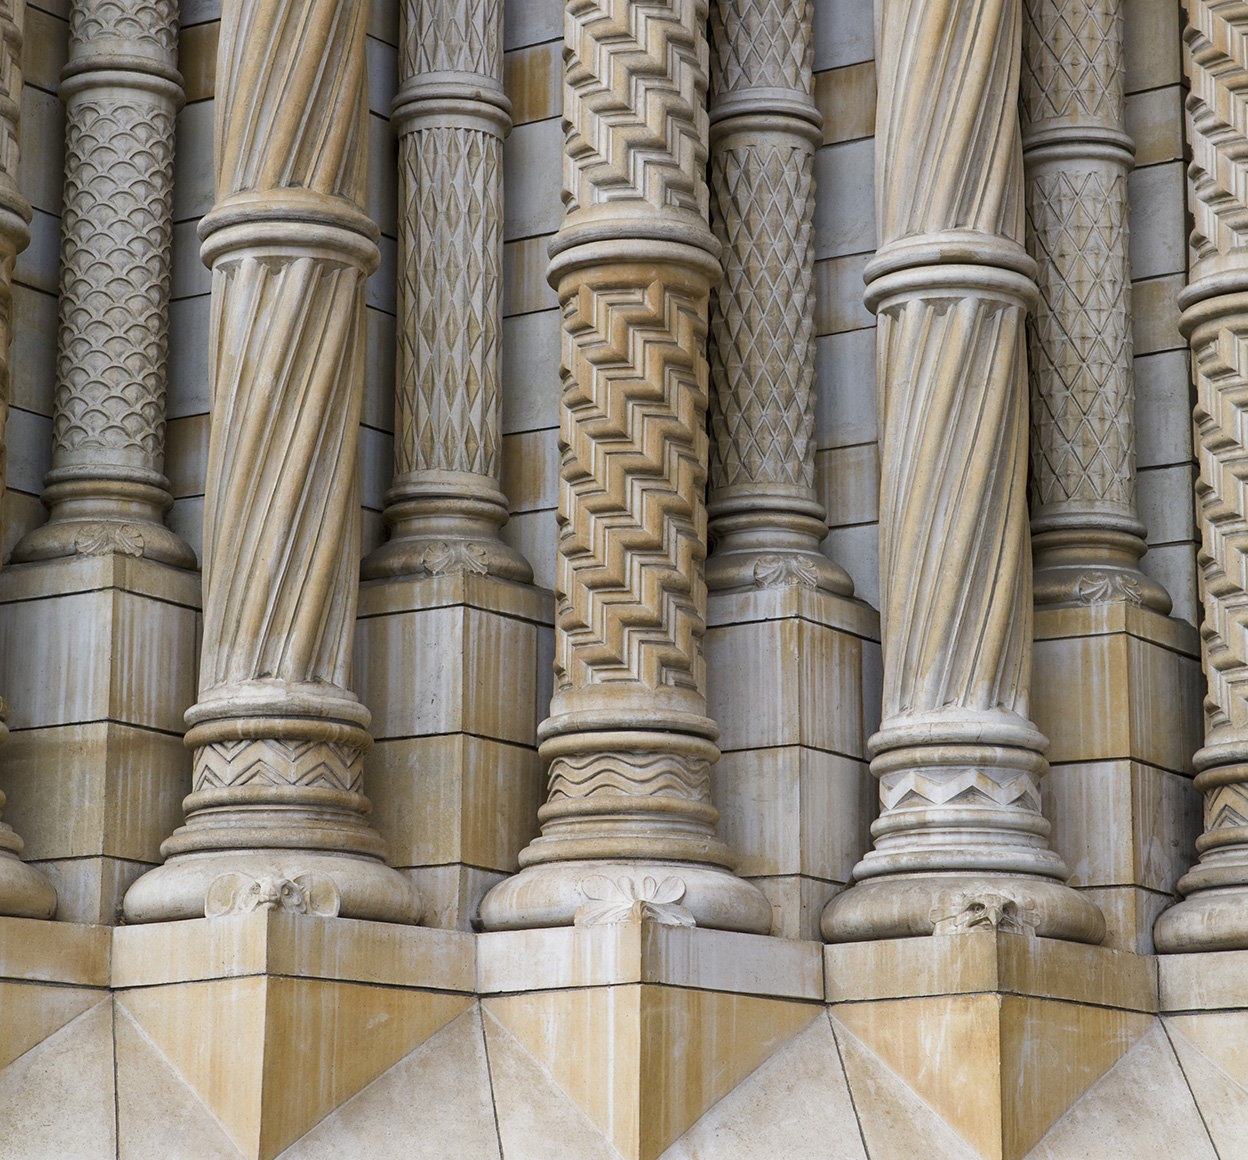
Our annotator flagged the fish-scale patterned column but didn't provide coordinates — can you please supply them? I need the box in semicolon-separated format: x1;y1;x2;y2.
1156;0;1248;952
0;0;55;919
703;0;850;594
124;0;419;924
361;0;530;582
1019;0;1168;610
11;0;194;569
822;0;1104;943
479;0;771;932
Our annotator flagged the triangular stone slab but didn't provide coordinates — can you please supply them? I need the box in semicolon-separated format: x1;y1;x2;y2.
482;1007;623;1160
0;980;104;1070
277;1006;501;1160
659;1012;868;1160
0;1000;116;1160
114;1004;246;1160
831;1015;981;1160
1163;1011;1248;1090
1165;1020;1248;1160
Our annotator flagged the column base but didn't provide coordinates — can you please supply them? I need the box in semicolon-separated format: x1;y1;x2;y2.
478;858;773;933
821;872;1106;944
1154;887;1248;952
0;840;56;918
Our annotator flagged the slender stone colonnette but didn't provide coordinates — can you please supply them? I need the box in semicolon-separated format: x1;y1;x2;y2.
1156;0;1248;952
480;0;771;931
822;0;1104;943
12;0;194;569
124;0;418;923
1019;0;1168;610
0;0;56;918
362;0;530;583
703;0;851;595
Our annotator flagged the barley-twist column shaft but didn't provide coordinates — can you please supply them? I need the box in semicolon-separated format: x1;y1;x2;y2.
11;0;194;568
479;0;771;932
0;0;56;919
703;0;851;594
1018;0;1168;610
822;0;1104;943
361;0;530;582
1156;0;1248;952
124;0;419;924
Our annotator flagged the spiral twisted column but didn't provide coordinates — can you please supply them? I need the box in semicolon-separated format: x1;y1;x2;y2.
703;0;851;594
1156;0;1248;952
822;0;1104;943
1018;0;1168;610
361;0;530;582
0;0;56;919
124;0;419;924
11;0;194;568
479;0;771;932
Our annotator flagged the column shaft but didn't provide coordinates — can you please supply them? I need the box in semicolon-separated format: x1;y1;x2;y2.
822;0;1103;943
124;0;418;924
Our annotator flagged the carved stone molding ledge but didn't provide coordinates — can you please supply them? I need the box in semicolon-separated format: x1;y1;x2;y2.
1156;0;1248;952
0;0;56;918
12;0;194;569
478;0;771;933
821;0;1103;945
123;0;418;925
361;0;530;583
1019;0;1169;611
703;0;852;595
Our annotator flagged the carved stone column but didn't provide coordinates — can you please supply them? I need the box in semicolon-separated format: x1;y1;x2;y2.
1156;0;1248;952
10;0;193;568
0;0;55;919
703;0;850;595
821;0;1103;943
124;0;419;924
478;0;771;932
1019;0;1167;610
361;0;530;582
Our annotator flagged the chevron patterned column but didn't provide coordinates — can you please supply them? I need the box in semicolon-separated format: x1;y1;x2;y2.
123;0;419;924
1156;0;1248;952
10;0;194;569
479;0;771;931
702;0;851;595
361;0;531;583
0;0;56;919
821;0;1104;943
1019;0;1168;610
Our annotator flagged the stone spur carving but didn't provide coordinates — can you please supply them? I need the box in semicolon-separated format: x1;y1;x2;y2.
573;874;696;927
204;871;340;918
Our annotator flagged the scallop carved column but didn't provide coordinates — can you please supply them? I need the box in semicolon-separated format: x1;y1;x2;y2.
1156;0;1248;952
0;0;56;919
124;0;419;924
703;0;850;594
821;0;1104;943
11;0;193;569
1019;0;1167;610
361;0;530;582
479;0;771;932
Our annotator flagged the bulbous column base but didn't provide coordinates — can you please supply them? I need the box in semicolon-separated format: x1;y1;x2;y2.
0;809;57;919
706;502;852;594
1031;527;1171;612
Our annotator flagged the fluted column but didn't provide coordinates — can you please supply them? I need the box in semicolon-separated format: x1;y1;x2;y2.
479;0;771;932
0;0;56;919
1018;0;1167;610
124;0;419;924
703;0;851;594
822;0;1103;943
11;0;193;568
1156;0;1248;952
361;0;530;582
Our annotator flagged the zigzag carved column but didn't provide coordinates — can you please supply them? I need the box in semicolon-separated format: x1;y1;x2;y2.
1019;0;1168;610
821;0;1104;942
703;0;851;594
124;0;419;924
0;0;56;919
479;0;771;931
1156;0;1248;952
10;0;193;569
361;0;530;582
